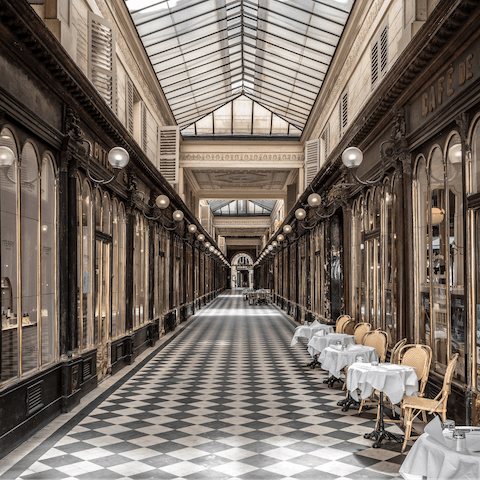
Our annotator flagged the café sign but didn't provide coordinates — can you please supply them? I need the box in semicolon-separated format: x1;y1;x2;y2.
410;38;480;131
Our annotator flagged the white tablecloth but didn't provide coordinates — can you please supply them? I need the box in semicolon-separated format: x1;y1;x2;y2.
318;344;378;379
290;323;334;346
307;333;355;357
346;363;418;405
400;431;480;480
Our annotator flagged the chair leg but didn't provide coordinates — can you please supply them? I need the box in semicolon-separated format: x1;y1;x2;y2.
402;409;413;453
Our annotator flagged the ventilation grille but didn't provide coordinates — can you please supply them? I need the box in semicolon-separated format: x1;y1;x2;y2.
126;76;134;135
371;41;379;87
341;92;348;130
117;343;123;360
142;103;148;154
83;360;92;379
380;25;388;74
88;13;116;108
321;125;330;161
27;382;44;415
159;127;179;185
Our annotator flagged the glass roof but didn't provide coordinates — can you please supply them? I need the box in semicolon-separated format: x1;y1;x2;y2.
182;95;302;136
125;0;355;136
209;199;276;215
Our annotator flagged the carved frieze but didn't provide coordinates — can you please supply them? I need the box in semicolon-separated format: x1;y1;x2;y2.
180;153;304;163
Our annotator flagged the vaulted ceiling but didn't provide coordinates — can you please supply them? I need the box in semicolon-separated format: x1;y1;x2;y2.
124;0;355;137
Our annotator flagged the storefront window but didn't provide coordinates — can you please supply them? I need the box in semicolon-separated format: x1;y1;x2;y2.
78;179;93;350
20;142;39;374
1;128;19;382
415;156;430;346
40;154;56;365
1;130;57;383
447;134;465;382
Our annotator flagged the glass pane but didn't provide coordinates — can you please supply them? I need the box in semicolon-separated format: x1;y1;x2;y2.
233;96;253;133
447;134;465;382
112;201;118;338
1;128;18;382
430;147;447;370
41;156;55;365
213;102;232;134
82;181;93;349
21;143;39;374
416;157;430;346
118;205;126;335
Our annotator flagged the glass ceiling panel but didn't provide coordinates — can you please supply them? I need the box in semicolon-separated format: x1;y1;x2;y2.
208;200;276;216
124;0;355;135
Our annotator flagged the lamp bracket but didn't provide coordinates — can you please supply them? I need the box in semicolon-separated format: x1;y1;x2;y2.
82;139;122;185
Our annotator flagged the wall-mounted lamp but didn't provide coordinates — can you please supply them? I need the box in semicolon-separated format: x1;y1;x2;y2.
172;210;184;222
83;141;130;185
188;224;198;234
283;224;292;234
197;233;205;242
431;207;445;225
277;234;284;242
156;194;170;209
205;241;211;248
272;241;277;247
295;208;306;220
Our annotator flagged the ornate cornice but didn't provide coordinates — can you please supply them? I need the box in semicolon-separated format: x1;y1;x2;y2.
180;153;304;163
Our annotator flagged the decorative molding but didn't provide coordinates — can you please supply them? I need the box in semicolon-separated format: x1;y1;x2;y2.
180;153;304;163
308;0;385;141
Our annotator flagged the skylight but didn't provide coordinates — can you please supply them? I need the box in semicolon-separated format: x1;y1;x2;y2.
125;0;355;136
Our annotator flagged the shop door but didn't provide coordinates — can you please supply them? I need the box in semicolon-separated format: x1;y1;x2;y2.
95;238;111;381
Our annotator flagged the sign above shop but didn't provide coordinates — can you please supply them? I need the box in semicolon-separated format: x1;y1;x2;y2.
410;39;480;131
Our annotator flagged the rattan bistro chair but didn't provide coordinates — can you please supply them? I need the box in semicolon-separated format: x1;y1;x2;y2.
390;338;407;365
357;330;388;414
342;319;355;335
335;315;351;334
401;353;459;453
399;344;432;398
353;323;371;345
383;343;431;420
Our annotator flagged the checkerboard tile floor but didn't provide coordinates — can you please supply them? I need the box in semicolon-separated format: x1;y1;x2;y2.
1;290;406;479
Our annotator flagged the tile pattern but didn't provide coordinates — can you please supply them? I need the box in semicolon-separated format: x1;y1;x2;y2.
3;291;406;479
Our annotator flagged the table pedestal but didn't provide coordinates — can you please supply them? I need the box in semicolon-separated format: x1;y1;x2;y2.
323;375;342;388
337;394;359;411
306;353;321;369
364;392;403;448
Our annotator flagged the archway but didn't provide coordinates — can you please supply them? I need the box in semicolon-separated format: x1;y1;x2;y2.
231;252;254;289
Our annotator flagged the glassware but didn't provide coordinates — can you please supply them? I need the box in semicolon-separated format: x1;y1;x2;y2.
356;356;364;363
442;419;455;431
453;430;467;452
371;360;379;366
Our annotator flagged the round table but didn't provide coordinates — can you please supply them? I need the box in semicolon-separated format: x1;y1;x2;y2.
347;363;418;448
307;333;355;357
290;323;334;347
400;430;480;479
319;344;378;379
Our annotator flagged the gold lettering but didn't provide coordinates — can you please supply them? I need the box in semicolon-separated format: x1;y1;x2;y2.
437;76;444;105
422;92;429;117
447;66;454;97
466;54;473;80
459;62;466;86
429;85;436;112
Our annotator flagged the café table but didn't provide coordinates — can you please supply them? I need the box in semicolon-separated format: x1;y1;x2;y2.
306;333;355;371
347;362;418;448
290;321;334;347
400;428;480;480
318;344;378;389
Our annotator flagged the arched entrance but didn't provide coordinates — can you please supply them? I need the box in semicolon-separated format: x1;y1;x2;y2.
231;253;254;288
